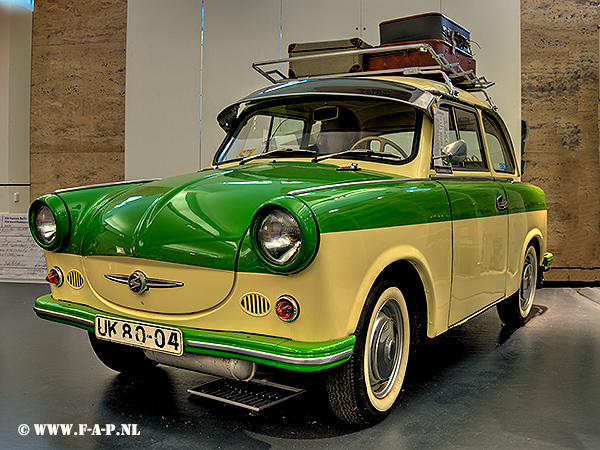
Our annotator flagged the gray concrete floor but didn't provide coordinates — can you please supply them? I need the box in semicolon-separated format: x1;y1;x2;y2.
1;282;599;450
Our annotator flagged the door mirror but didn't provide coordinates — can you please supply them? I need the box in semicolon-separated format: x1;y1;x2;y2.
434;139;467;163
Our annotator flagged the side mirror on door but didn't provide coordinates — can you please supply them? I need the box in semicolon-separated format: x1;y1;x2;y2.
433;139;467;164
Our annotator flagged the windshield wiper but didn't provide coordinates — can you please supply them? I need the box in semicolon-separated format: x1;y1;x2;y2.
239;148;316;165
313;149;405;163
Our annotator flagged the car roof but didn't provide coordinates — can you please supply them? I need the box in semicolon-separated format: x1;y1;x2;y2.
219;75;491;131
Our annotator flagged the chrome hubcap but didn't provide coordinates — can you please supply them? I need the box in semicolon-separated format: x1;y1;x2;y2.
368;299;404;399
520;251;537;315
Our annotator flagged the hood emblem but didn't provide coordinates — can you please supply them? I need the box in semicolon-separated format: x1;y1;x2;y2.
105;272;184;294
128;271;148;294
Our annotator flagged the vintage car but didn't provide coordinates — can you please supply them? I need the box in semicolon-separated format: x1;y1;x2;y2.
29;47;551;425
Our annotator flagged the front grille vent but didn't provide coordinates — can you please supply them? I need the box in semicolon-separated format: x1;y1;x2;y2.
66;270;85;289
240;293;271;317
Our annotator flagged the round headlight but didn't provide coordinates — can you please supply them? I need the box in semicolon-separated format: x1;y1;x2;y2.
29;195;70;251
257;209;302;266
35;205;57;245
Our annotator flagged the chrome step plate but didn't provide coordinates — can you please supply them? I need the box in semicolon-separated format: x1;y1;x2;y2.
188;378;304;412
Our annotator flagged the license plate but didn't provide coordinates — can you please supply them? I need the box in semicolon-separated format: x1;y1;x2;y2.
95;315;183;356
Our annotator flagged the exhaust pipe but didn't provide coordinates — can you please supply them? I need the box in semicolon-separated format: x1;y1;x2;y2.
144;350;256;381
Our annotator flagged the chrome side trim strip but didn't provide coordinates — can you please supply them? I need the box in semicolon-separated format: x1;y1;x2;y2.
187;340;353;366
54;178;162;194
33;306;95;328
104;274;184;288
287;178;428;196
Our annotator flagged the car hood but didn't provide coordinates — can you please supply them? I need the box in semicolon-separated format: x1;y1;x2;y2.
74;161;396;271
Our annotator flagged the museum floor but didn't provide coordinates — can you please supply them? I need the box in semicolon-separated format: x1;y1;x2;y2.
1;282;599;450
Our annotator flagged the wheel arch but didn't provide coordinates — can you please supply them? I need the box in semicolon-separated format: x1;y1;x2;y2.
507;228;544;297
351;247;447;344
373;260;428;346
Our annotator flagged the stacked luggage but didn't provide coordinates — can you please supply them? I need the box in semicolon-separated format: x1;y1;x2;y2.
285;13;479;86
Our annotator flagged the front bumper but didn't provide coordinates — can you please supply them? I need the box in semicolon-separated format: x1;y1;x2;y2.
33;295;354;372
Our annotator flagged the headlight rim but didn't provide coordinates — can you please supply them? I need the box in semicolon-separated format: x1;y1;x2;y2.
250;198;319;274
29;195;71;251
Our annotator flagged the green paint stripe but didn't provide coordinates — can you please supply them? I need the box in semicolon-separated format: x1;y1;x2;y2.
34;295;354;372
296;179;546;234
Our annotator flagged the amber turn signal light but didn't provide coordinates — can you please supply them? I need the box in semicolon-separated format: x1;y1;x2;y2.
46;267;63;287
275;295;299;322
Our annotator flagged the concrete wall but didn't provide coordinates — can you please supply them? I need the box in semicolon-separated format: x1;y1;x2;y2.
521;0;600;282
29;0;127;200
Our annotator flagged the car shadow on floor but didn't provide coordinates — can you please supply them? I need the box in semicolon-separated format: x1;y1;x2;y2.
93;304;548;444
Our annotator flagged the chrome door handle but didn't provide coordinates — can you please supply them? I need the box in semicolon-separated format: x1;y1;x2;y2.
496;195;508;211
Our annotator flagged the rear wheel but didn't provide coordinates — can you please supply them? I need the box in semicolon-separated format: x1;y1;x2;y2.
497;245;538;327
326;280;411;425
88;332;157;373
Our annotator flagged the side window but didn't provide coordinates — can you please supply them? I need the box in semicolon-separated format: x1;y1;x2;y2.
439;106;487;170
454;108;486;170
482;113;515;173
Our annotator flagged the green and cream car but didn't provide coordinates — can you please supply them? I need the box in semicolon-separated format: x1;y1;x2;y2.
30;73;551;425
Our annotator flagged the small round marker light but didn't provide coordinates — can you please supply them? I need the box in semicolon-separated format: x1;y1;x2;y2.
275;295;299;322
45;267;63;287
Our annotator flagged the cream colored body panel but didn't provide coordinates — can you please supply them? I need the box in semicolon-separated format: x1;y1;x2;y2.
44;219;452;343
448;214;508;326
83;256;234;314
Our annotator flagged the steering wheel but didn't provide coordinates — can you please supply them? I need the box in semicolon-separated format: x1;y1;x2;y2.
350;136;408;158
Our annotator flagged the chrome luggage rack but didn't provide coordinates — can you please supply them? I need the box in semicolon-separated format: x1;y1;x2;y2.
252;43;496;109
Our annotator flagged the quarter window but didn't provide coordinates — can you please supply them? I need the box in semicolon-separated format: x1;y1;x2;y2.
482;113;515;173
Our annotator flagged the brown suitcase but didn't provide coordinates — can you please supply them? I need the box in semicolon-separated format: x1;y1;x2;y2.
288;38;372;78
366;39;476;82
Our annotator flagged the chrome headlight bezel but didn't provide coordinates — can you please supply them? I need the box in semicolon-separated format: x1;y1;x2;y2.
29;195;71;251
250;198;319;273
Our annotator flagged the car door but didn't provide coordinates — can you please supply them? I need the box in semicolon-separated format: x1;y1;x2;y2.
434;104;509;325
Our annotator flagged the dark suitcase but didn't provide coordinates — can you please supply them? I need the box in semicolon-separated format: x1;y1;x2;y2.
379;13;472;56
288;38;372;78
366;39;476;81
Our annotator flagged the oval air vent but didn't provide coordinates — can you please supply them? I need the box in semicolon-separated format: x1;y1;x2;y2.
66;269;85;289
240;293;271;317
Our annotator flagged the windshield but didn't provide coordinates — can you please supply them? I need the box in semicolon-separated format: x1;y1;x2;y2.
215;97;422;164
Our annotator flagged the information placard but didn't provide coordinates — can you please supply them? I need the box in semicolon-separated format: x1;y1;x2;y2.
0;214;46;283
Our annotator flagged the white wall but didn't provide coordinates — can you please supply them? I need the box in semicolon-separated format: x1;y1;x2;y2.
125;0;520;176
0;5;32;213
124;0;202;180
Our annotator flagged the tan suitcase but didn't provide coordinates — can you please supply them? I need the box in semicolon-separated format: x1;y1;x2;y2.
288;38;372;78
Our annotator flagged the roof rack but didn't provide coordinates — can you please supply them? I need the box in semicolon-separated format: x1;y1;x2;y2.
252;43;496;110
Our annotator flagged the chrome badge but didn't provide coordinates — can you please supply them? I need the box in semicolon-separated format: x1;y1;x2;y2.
128;271;148;295
105;272;184;293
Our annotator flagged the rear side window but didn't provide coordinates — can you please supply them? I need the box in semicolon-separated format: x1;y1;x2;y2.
441;106;487;170
482;113;515;173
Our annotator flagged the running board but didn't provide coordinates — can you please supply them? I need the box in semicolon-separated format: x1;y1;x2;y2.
188;378;305;412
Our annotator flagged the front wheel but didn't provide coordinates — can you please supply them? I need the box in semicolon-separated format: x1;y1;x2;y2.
497;245;538;327
326;280;412;425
